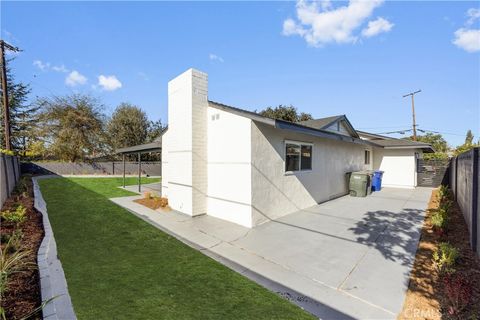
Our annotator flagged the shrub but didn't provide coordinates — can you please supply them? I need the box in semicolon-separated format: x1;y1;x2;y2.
0;149;15;156
439;199;453;213
433;242;458;274
443;274;472;316
438;185;450;200
1;205;27;225
14;176;29;196
431;208;449;231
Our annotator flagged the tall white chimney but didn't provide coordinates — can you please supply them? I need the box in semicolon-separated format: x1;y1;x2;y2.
163;69;208;216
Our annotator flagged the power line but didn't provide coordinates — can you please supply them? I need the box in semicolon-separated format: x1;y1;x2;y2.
419;128;468;137
356;125;411;130
374;127;467;137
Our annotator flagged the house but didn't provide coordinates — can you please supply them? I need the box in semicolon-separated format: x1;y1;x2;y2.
159;68;433;228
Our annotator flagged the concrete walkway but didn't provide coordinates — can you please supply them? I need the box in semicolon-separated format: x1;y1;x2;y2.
110;187;432;319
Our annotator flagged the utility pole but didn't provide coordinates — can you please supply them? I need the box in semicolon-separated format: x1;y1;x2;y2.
0;40;21;150
403;89;421;141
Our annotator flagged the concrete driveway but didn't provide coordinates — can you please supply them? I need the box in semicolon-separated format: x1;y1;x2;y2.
112;187;432;319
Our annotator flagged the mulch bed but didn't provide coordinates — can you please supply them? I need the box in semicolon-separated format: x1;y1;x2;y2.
399;189;480;320
1;175;44;320
134;197;170;211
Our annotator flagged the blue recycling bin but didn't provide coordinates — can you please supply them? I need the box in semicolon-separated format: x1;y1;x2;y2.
372;170;384;191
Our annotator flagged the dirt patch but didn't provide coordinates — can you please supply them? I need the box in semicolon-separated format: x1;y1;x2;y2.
134;197;171;211
1;175;44;320
399;189;480;320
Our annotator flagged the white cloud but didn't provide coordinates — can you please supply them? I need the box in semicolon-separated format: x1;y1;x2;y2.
209;53;224;63
453;8;480;53
65;70;87;87
361;17;394;37
282;0;390;47
453;28;480;52
466;8;480;26
33;60;70;73
98;75;122;91
33;60;50;71
52;64;69;73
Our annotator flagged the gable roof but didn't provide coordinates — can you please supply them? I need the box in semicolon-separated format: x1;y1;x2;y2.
298;116;343;130
209;100;433;152
209;101;371;146
299;115;359;138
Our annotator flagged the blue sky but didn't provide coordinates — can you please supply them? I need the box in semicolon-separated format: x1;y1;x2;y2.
2;1;479;147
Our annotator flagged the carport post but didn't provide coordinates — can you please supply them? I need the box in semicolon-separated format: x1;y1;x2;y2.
138;152;141;193
122;154;125;188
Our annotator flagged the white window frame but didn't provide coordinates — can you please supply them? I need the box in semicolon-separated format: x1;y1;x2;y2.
284;140;313;174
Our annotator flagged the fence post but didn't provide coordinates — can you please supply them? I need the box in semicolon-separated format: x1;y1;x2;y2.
112;162;115;175
471;148;478;252
2;155;9;196
454;156;458;201
10;156;16;183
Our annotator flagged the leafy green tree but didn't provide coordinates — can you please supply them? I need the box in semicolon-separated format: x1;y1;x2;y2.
37;94;106;162
454;129;479;155
0;59;38;152
258;105;313;122
106;103;149;151
465;129;474;145
147;119;164;142
408;133;449;153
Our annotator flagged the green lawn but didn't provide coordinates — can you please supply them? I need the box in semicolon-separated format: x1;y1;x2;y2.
39;177;315;320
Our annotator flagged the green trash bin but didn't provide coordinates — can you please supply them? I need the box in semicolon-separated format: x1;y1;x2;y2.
349;171;370;197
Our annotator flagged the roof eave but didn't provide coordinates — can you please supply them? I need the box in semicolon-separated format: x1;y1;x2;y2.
275;120;373;146
116;142;162;154
382;145;435;152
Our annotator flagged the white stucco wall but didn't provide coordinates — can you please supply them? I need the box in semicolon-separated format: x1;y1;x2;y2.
251;122;365;226
162;69;208;216
372;148;417;188
207;107;253;227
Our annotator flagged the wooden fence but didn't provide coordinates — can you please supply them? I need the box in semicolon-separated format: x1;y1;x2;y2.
1;154;21;209
22;161;161;176
450;147;479;256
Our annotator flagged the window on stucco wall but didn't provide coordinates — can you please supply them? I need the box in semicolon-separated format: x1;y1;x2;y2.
364;150;371;165
285;141;312;172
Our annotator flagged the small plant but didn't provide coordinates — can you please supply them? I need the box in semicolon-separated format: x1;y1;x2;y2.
439;199;453;213
3;230;23;255
0;236;36;299
443;273;473;316
13;177;29;195
438;185;450;200
1;205;27;225
159;197;168;208
432;242;458;274
431;208;448;231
